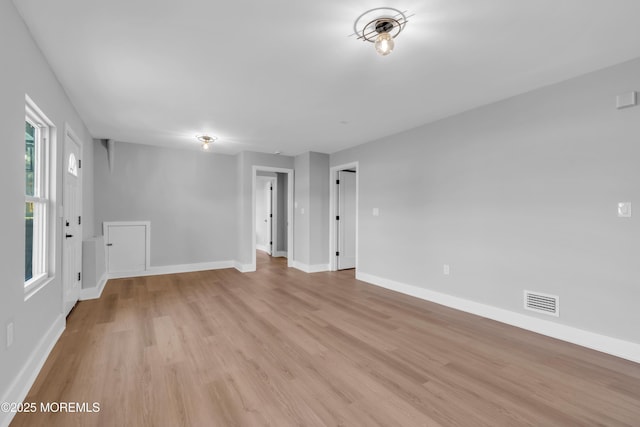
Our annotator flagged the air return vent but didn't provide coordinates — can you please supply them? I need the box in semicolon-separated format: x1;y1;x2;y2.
524;290;559;316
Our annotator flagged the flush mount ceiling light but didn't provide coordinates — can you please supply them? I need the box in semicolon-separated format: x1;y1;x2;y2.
354;7;409;56
196;134;217;150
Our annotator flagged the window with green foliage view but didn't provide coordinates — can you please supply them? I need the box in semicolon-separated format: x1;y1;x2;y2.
24;106;49;290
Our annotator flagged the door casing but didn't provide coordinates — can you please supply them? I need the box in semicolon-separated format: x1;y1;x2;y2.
251;166;294;271
255;176;276;255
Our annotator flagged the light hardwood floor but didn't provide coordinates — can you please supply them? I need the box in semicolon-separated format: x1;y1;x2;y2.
12;252;640;426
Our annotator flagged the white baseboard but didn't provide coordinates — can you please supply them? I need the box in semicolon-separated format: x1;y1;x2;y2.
293;261;330;273
256;247;288;258
0;315;65;427
234;261;255;273
107;260;236;280
79;272;107;301
356;271;640;364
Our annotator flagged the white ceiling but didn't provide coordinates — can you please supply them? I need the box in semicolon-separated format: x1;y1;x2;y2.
13;0;640;155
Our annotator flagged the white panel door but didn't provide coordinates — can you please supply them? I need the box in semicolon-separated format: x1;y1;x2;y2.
105;223;148;273
255;178;275;255
63;135;81;316
337;170;356;270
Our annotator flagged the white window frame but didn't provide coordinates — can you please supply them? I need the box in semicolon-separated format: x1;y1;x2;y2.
24;96;55;298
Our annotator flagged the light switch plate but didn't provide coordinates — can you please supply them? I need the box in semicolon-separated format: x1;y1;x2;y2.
616;91;637;109
618;202;632;218
372;208;379;216
443;264;450;276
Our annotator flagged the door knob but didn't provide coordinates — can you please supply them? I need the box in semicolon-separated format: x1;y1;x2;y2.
106;243;113;246
65;234;73;238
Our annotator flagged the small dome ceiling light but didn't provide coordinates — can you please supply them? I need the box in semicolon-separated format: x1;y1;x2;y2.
197;134;217;151
354;8;409;56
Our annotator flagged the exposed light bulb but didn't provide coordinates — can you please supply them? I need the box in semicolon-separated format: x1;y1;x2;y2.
374;32;394;56
197;134;216;151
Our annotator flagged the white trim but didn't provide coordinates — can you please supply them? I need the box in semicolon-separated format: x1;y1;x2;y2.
329;162;359;272
270;176;277;256
234;261;255;273
293;261;330;273
0;315;65;427
356;271;640;364
24;95;57;301
107;260;235;279
24;274;51;300
24;277;55;302
103;221;151;273
251;166;294;271
79;272;108;300
272;251;288;258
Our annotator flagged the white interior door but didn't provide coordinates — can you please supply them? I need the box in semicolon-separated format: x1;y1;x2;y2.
337;170;356;270
266;181;273;255
63;135;82;316
105;223;148;273
255;179;269;253
256;178;276;255
270;179;277;256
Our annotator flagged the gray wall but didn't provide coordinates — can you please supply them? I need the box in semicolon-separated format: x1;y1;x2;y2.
94;141;238;266
294;153;310;264
94;146;296;269
331;58;640;343
309;152;330;265
294;152;330;267
0;0;94;404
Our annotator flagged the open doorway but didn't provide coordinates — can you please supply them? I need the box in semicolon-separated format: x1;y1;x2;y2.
329;162;358;271
252;166;294;270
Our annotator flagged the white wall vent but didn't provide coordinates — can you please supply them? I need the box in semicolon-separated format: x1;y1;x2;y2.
524;290;559;317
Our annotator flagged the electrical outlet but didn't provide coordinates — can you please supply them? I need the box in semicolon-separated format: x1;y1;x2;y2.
7;321;14;348
443;264;450;276
618;202;632;218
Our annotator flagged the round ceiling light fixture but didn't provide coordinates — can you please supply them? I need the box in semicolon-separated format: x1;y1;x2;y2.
196;134;217;150
354;7;409;56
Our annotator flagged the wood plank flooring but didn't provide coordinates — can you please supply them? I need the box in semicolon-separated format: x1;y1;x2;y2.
11;252;640;426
